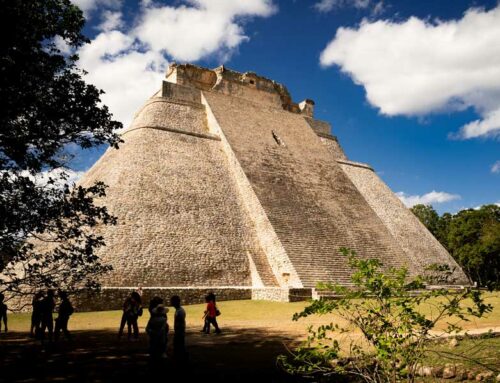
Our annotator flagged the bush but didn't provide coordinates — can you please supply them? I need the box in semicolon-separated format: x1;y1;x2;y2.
278;248;492;383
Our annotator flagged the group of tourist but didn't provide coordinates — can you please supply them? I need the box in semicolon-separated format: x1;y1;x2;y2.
117;290;222;360
0;288;222;363
31;289;74;342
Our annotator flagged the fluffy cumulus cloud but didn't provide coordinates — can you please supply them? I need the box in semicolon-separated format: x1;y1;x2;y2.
73;0;276;127
78;29;167;127
72;0;121;16
320;6;500;139
135;0;276;62
97;10;123;31
491;160;500;174
396;190;461;208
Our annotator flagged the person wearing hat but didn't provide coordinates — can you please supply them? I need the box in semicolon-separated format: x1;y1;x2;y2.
146;303;169;360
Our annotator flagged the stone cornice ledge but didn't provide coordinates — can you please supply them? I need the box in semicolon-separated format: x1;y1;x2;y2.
122;125;221;141
337;159;374;172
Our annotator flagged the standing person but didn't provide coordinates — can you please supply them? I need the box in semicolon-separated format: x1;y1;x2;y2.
170;295;186;360
203;293;221;334
126;291;143;340
30;291;44;338
118;294;132;338
0;293;7;333
146;304;169;360
54;291;74;341
40;289;56;343
136;285;143;298
148;296;164;315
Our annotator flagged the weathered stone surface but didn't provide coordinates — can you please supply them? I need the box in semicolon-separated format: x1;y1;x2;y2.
81;102;274;289
443;364;457;379
469;371;478;380
338;161;468;284
70;63;468;309
431;366;444;377
476;371;494;381
203;89;413;287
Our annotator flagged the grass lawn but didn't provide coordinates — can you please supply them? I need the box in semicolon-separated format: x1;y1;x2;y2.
7;292;500;334
1;292;499;382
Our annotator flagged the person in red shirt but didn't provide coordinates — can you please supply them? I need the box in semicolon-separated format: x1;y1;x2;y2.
202;293;221;334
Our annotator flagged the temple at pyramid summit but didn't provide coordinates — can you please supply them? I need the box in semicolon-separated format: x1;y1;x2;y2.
78;63;468;309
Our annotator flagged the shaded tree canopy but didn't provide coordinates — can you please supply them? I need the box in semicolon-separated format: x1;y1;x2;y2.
411;204;500;289
0;0;122;302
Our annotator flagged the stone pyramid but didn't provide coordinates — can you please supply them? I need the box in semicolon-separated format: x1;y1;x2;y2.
78;63;468;309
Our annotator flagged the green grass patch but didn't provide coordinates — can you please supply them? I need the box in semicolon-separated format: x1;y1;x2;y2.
5;292;500;334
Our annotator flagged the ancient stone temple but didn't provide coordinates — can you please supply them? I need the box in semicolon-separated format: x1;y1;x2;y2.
79;63;468;309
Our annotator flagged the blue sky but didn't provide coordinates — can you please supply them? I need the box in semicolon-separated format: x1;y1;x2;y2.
69;0;500;214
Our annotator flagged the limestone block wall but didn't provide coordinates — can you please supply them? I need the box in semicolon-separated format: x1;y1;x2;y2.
319;136;348;161
212;78;283;108
130;97;206;135
203;91;418;288
339;163;469;284
162;81;201;104
304;117;331;135
75;287;253;312
202;93;300;289
79;98;274;289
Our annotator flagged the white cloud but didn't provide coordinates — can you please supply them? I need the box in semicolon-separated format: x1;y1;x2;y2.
97;10;123;32
396;190;461;207
78;29;168;128
315;0;369;12
491;160;500;174
76;1;276;127
314;0;384;15
134;0;276;61
458;108;500;139
72;0;121;17
38;168;85;186
53;36;73;55
5;168;85;188
320;6;500;139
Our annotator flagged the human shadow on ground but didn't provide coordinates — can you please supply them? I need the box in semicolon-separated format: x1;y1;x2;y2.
0;327;302;382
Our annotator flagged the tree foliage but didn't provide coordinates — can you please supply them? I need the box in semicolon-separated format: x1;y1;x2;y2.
410;204;440;239
411;204;500;289
278;248;492;383
0;0;122;302
446;205;500;289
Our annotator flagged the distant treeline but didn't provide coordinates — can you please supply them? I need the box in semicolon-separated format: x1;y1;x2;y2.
411;204;500;289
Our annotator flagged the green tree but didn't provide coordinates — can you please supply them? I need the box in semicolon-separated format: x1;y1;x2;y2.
0;0;122;302
279;248;491;383
410;204;440;239
446;205;500;289
435;212;452;249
